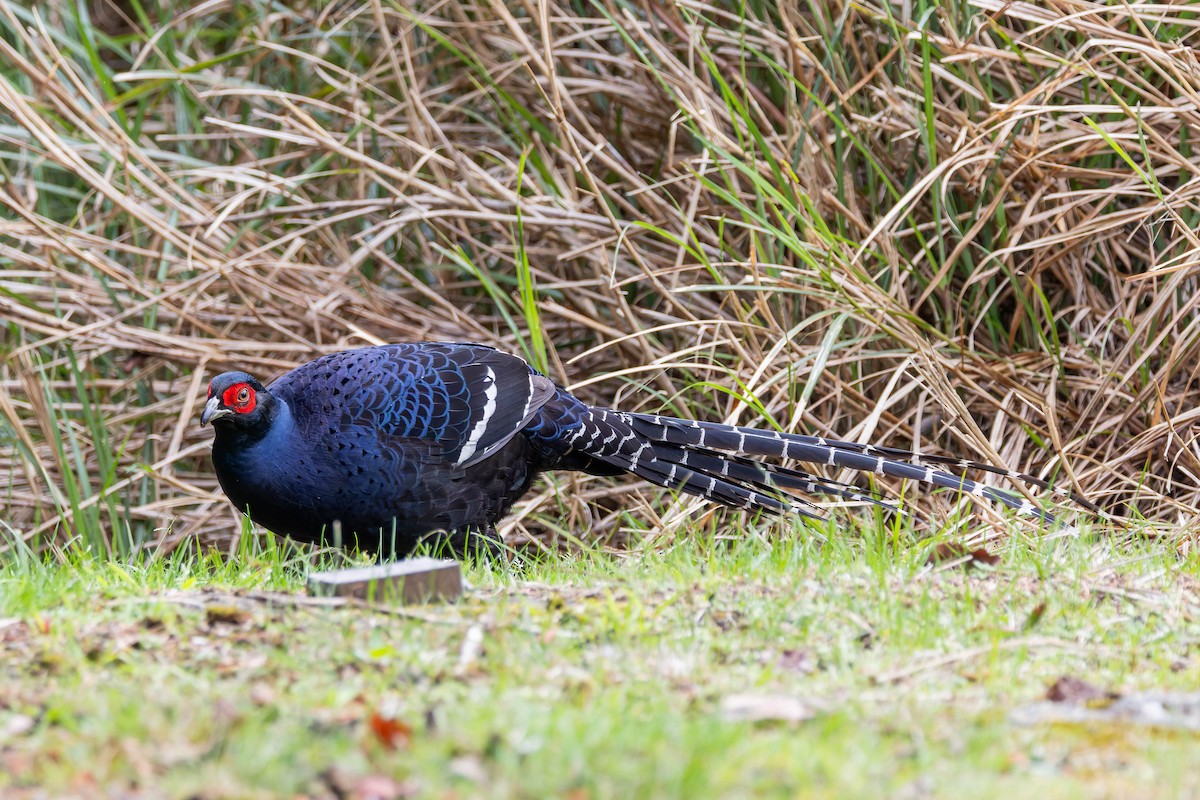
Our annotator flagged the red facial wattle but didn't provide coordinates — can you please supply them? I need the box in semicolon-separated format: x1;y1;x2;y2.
221;382;257;414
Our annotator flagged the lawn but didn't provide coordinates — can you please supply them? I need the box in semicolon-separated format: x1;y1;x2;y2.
2;527;1198;798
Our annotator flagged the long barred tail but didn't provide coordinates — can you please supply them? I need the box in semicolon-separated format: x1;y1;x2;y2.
569;407;1092;527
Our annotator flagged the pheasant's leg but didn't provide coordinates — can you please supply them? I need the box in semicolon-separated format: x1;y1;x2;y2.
429;524;503;561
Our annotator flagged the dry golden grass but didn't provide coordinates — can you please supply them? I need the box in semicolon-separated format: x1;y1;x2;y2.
2;0;1199;553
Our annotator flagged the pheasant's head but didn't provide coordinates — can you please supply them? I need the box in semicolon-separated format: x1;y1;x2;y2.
202;372;271;430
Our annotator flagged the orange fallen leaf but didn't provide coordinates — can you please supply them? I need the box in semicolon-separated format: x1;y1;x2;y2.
367;711;412;750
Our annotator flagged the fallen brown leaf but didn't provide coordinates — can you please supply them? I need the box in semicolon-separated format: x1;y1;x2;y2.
367;711;413;751
204;605;249;626
925;542;1000;568
1046;675;1119;705
1022;601;1048;631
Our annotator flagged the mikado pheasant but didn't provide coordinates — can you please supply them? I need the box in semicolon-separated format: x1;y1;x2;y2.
202;342;1094;556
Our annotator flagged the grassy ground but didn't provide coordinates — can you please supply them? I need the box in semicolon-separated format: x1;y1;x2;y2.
2;526;1198;799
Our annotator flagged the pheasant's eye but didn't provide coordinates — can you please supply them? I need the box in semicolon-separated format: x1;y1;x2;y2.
237;387;250;405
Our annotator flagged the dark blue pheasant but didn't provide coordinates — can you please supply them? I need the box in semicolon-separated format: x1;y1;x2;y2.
202;342;1095;556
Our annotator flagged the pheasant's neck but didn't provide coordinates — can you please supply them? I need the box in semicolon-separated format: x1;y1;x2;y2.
213;397;291;454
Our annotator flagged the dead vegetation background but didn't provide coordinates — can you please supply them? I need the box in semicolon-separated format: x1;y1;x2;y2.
2;0;1199;553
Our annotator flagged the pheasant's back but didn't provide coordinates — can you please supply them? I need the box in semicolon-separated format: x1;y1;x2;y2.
270;344;477;446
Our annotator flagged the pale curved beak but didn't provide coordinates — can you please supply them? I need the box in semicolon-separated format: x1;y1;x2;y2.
201;395;233;425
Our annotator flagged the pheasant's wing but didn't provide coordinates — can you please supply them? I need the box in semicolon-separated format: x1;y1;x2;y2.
272;342;555;467
421;343;557;467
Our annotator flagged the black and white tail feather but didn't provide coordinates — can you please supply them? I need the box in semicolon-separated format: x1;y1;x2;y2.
563;407;1094;530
